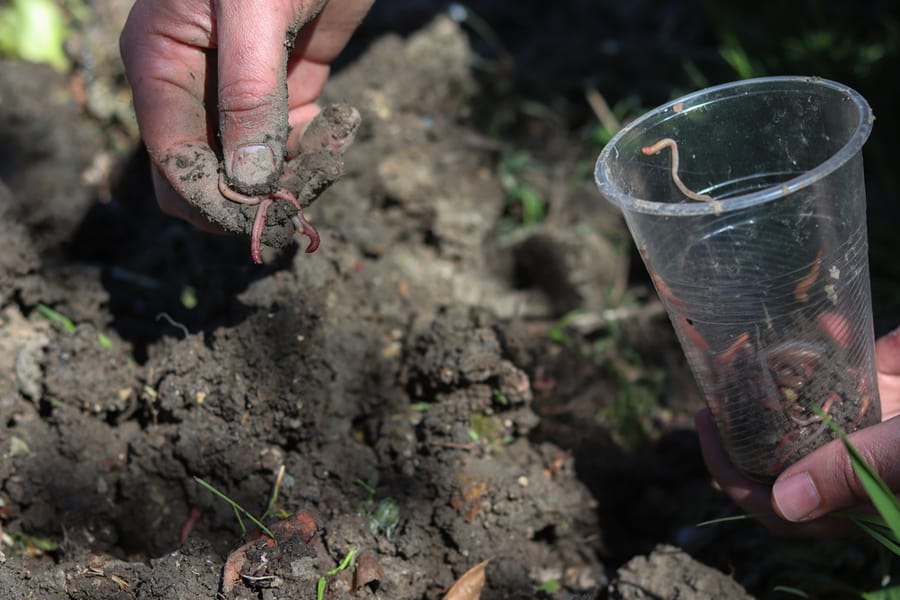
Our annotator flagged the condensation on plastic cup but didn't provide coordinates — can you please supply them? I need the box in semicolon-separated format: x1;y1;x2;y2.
594;76;880;482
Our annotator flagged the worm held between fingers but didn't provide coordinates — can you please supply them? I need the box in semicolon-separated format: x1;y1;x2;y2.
641;138;714;203
218;175;321;263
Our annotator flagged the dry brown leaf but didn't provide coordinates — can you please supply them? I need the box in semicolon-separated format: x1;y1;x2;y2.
442;559;490;600
352;549;384;591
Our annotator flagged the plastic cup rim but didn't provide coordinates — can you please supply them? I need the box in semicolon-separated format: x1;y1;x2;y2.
594;76;874;216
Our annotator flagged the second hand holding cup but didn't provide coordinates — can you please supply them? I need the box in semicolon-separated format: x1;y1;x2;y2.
595;77;880;482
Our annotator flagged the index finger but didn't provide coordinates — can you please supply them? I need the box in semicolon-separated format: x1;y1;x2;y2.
120;0;215;164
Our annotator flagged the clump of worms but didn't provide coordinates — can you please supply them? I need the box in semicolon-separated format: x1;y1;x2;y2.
219;103;361;263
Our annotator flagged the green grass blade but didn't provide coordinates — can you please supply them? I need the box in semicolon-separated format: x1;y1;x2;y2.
317;548;357;600
772;586;809;598
194;477;276;541
696;513;757;527
815;406;900;544
35;303;77;333
862;584;900;600
849;517;900;557
231;505;247;538
327;548;357;576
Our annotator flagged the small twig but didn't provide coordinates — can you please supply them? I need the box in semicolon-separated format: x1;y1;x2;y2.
263;465;286;519
585;88;621;135
240;574;278;583
156;312;189;339
641;138;714;203
563;301;667;335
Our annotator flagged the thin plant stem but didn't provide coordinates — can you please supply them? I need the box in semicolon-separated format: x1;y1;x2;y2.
194;477;277;542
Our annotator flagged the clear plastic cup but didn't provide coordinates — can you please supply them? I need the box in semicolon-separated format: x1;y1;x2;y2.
595;76;880;482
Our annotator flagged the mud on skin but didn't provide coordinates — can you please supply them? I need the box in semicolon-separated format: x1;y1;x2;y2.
164;104;361;253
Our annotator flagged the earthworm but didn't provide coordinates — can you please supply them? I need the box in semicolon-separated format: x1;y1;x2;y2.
218;172;264;206
179;506;203;545
793;249;824;302
217;172;320;263
714;331;751;365
850;394;871;428
250;197;274;264
273;189;320;253
641;138;714;202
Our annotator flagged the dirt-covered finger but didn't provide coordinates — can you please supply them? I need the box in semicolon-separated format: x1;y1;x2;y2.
120;1;217;178
156;144;295;247
215;0;326;195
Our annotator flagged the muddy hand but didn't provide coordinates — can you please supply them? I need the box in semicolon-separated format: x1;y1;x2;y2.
120;0;373;246
698;327;900;536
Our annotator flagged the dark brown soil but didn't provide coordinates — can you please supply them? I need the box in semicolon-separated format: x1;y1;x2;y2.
1;3;895;600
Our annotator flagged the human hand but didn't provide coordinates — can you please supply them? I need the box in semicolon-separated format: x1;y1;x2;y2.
697;328;900;536
119;0;372;237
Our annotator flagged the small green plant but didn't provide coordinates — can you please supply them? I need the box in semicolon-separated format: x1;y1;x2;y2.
316;547;357;600
492;389;509;406
35;303;114;348
718;32;765;79
355;477;401;539
536;579;561;594
6;531;60;555
194;476;276;542
368;498;400;539
546;309;586;348
598;374;661;450
356;477;378;504
35;303;77;333
498;151;547;231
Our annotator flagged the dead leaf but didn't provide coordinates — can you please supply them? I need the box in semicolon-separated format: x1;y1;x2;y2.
352;549;384;591
443;559;489;600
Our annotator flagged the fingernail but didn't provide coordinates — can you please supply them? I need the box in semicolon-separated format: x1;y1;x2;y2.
773;472;821;521
230;144;276;188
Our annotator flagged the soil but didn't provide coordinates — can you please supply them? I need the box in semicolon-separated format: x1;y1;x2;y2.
0;4;894;600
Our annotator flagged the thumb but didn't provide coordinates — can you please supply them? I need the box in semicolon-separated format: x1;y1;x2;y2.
771;418;900;522
215;0;323;193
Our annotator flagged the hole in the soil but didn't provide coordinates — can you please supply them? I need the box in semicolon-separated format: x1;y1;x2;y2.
510;236;581;315
422;228;441;249
37;398;55;419
351;415;376;447
531;524;557;544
